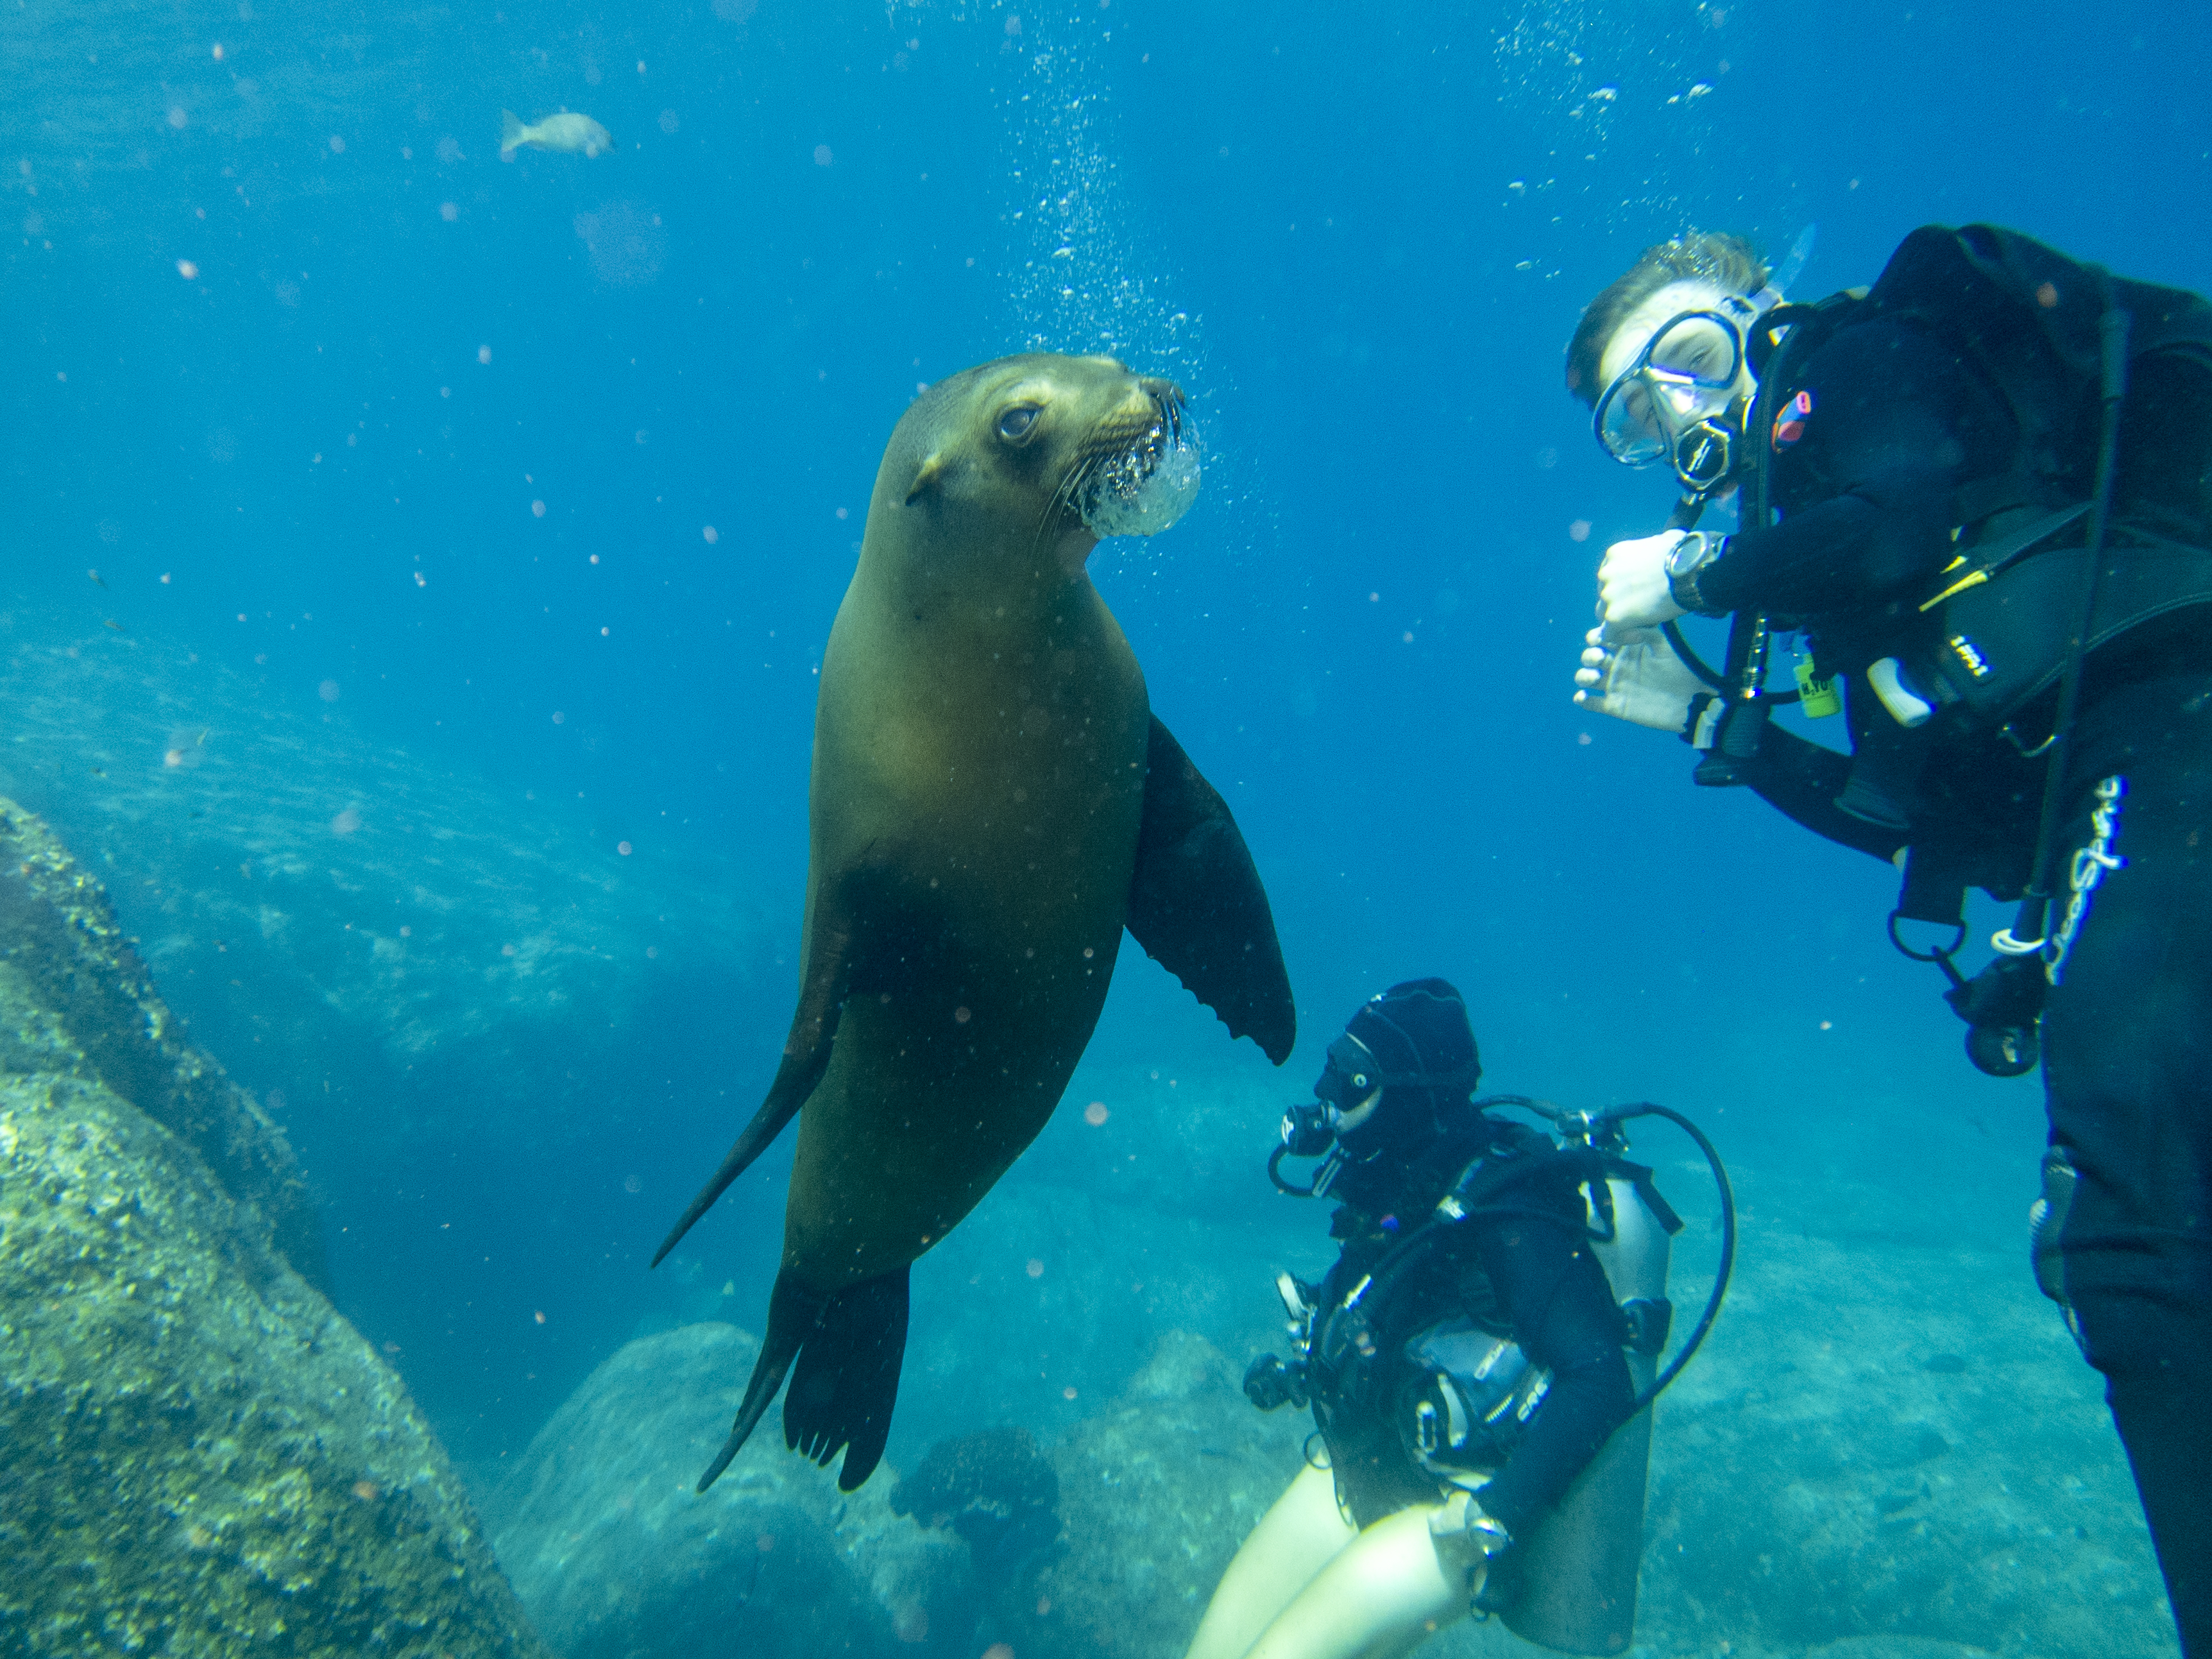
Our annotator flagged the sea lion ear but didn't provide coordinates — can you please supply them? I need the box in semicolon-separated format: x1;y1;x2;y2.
903;452;946;507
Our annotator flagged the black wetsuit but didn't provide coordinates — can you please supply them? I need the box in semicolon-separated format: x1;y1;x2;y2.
1304;1118;1636;1538
1693;315;2212;1658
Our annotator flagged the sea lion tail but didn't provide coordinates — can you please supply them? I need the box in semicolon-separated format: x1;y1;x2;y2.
499;110;527;155
695;1267;910;1494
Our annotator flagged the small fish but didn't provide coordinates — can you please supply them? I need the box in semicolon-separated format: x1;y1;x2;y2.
89;568;106;588
197;729;210;745
102;618;124;632
89;767;106;777
500;109;612;159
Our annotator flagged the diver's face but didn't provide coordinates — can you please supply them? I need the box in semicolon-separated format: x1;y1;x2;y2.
1595;279;1760;462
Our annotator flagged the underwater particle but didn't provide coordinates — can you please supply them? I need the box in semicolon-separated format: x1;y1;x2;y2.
551;711;565;724
1062;1385;1077;1400
953;1006;971;1024
413;571;426;588
176;259;198;280
1569;519;1592;542
600;625;609;636
328;134;346;152
895;1605;930;1644
617;840;632;855
330;806;362;835
88;568;105;587
477;344;492;364
501;944;517;957
755;1531;774;1551
1025;1258;1044;1279
813;144;833;166
2036;282;2060;309
212;41;223;58
1819;1019;1833;1030
164;747;185;768
530;499;546;517
399;925;411;937
167;105;188;128
382;1340;401;1354
439;201;458;221
720;1279;734;1295
352;1479;379;1500
318;679;340;702
590;554;600;564
534;1310;547;1324
1083;1101;1109;1126
835;506;848;520
658;110;679;135
1004;15;1022;33
1578;732;1592;746
160;572;171;583
645;945;658;958
624;1173;642;1194
702;525;719;544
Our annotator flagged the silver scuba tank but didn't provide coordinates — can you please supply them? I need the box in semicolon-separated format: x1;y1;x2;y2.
1504;1173;1672;1656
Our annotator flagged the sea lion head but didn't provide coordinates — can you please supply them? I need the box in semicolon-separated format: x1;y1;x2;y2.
871;353;1196;575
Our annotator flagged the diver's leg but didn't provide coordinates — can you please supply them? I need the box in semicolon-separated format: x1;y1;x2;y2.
1184;1463;1359;1659
1238;1506;1469;1659
2043;681;2212;1659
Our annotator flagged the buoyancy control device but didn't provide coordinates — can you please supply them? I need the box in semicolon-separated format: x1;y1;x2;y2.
1255;1099;1735;1656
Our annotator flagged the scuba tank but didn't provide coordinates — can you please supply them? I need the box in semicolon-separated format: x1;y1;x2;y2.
1504;1150;1676;1655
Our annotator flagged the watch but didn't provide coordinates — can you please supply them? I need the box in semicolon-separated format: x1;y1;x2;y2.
1664;531;1730;618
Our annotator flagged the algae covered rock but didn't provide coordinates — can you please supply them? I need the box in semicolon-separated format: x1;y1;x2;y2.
489;1323;971;1659
0;1070;545;1657
0;796;321;1285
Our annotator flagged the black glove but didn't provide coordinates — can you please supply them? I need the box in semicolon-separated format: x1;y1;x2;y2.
1243;1353;1309;1411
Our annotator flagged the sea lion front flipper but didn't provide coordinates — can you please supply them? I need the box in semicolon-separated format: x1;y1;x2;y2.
1125;715;1297;1065
651;894;858;1269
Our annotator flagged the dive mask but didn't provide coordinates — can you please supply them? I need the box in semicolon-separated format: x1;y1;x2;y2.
1591;300;1761;491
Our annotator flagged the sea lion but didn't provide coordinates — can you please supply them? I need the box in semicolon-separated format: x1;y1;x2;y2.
653;353;1295;1493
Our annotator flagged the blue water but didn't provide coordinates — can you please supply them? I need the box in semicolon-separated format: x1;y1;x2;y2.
3;0;2206;1608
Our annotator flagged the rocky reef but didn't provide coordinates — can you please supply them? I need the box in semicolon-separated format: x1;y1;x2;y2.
0;794;547;1658
0;797;321;1285
489;1246;2177;1659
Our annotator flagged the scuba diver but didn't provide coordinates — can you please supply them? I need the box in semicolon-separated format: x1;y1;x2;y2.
1186;980;1724;1659
1564;224;2212;1659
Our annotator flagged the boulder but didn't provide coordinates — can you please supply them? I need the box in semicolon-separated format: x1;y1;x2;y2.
0;1069;545;1656
489;1323;971;1659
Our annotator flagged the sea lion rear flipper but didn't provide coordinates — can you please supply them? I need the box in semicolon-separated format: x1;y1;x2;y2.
1125;715;1297;1064
695;1267;909;1494
783;1268;909;1491
651;899;858;1268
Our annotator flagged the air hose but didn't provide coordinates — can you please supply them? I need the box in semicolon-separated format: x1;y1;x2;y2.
1477;1094;1737;1414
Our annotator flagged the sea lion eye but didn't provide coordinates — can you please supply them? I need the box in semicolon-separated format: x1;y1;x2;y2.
997;405;1040;441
